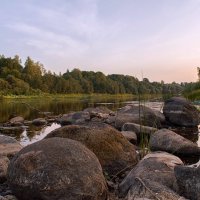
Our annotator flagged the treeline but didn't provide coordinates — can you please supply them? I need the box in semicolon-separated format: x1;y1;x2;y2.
0;55;183;96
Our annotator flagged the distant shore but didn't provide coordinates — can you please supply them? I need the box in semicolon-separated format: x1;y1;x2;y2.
0;93;162;100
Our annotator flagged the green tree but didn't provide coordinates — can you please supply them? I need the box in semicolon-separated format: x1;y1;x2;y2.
23;57;43;89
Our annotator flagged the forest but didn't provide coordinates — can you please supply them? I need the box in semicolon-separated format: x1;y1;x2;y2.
0;55;193;96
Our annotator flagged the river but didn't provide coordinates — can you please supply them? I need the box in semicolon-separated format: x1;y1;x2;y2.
0;96;199;148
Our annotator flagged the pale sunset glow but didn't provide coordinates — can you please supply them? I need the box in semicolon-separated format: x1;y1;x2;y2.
1;0;200;82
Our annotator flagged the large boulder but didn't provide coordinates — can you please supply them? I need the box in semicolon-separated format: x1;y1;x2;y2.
119;152;185;200
0;135;22;158
174;161;200;200
45;122;138;176
163;97;199;127
0;156;9;183
149;129;200;155
7;138;108;200
115;105;165;129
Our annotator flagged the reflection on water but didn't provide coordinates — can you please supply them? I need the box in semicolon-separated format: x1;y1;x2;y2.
20;123;61;146
0;96;136;123
0;96;136;145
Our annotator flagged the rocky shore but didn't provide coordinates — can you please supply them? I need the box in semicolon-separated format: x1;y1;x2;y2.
0;96;200;200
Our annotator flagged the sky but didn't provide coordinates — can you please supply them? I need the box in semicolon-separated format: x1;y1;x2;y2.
1;0;200;83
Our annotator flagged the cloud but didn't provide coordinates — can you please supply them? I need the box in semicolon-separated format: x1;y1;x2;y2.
1;0;200;82
6;22;89;57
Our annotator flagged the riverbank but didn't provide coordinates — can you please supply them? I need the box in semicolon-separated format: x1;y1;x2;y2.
0;93;162;100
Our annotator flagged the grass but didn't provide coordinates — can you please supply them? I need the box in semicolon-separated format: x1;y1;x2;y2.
183;89;200;101
1;93;162;100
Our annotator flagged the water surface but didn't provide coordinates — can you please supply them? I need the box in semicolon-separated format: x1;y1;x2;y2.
0;96;136;123
0;97;199;149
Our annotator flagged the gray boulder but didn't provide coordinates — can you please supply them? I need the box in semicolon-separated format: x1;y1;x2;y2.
163;97;199;127
0;195;18;200
9;116;24;124
122;122;158;137
32;118;47;126
119;151;185;200
84;106;114;115
45;122;138;176
0;156;9;183
174;161;200;200
115;105;165;129
58;111;90;125
0;135;22;158
150;129;200;155
84;106;115;124
121;131;137;144
7;138;108;200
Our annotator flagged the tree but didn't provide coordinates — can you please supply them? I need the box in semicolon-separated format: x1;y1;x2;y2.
0;55;23;78
23;57;43;89
197;67;200;81
6;75;30;95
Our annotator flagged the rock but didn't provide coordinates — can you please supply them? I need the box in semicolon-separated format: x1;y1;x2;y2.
174;161;200;200
163;96;199;127
104;115;116;125
0;195;17;200
149;128;200;155
0;182;13;197
45;122;138;176
58;111;90;125
0;135;22;158
23;120;32;126
84;106;114;114
32;118;47;126
46;118;56;123
0;127;24;135
119;151;185;200
7;138;108;200
10;122;23;127
122;122;158;137
90;113;116;125
0;156;9;183
38;111;53;117
9;117;24;124
115;105;165;129
121;131;137;144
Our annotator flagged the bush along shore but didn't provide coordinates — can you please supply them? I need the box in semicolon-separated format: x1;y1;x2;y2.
0;96;200;200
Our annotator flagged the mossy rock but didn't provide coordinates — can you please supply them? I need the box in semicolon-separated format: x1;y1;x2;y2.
45;122;138;176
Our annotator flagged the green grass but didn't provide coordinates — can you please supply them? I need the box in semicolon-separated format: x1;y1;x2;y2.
183;89;200;101
1;93;162;100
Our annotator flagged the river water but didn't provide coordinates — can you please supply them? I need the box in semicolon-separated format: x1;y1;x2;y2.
0;97;199;148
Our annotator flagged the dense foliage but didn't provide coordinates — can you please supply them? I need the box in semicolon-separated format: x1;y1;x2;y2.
182;67;200;100
0;55;183;96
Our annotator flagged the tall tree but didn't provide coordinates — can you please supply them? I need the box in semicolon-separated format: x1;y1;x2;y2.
23;57;43;89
